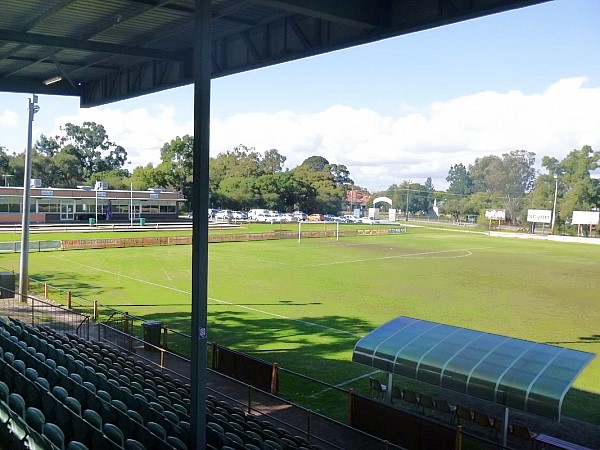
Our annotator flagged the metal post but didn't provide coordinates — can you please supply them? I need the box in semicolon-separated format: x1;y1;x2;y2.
19;94;39;302
551;174;558;235
502;407;509;448
405;181;410;221
190;1;211;448
386;372;392;403
130;182;133;227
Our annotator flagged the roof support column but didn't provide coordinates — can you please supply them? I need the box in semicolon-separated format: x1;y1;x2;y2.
190;0;211;448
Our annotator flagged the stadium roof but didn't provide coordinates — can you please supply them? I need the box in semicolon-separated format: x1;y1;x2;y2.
0;0;549;107
353;316;594;420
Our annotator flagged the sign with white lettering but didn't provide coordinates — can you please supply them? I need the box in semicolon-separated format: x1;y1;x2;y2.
527;209;552;224
485;209;505;220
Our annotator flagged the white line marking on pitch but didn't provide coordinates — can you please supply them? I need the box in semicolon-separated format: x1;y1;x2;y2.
306;249;472;267
311;370;381;397
50;256;359;336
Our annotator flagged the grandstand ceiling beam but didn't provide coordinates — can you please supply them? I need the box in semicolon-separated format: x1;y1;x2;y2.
249;0;383;30
0;29;185;61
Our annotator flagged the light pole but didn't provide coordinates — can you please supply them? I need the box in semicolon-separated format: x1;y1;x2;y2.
551;174;558;235
19;94;40;302
405;181;410;221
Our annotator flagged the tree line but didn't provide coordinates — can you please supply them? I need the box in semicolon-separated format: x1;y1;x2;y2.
372;147;599;233
0;122;357;214
1;121;597;232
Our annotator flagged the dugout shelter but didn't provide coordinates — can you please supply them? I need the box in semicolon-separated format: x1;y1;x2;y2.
353;316;595;444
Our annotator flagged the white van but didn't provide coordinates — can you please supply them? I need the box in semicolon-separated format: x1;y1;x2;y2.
247;209;270;221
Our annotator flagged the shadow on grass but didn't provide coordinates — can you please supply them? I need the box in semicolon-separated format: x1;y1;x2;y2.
104;308;600;429
30;271;116;298
544;334;600;344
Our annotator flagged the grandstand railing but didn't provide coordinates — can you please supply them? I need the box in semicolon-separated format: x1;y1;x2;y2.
0;284;89;339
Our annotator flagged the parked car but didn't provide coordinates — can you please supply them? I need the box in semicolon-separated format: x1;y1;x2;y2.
343;214;359;223
293;211;308;221
256;212;275;222
232;211;247;220
215;209;234;220
360;217;378;224
248;209;270;221
308;213;324;221
323;214;337;222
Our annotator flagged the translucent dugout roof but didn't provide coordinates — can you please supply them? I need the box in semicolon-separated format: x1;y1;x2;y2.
352;317;595;420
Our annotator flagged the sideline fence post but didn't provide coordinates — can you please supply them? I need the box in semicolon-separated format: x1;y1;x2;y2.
44;282;49;299
270;363;279;395
93;301;98;321
347;388;354;426
67;291;72;309
211;342;218;369
454;425;462;450
247;385;252;414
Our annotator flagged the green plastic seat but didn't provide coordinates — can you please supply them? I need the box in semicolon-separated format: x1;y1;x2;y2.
25;407;46;433
66;440;90;450
8;392;26;418
123;438;146;450
83;409;103;429
103;423;124;446
0;381;9;403
44;422;65;448
167;435;187;450
146;421;166;440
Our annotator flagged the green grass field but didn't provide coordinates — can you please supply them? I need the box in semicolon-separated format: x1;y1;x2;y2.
1;225;599;422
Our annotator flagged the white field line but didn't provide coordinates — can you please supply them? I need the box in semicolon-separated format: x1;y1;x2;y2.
307;249;472;267
50;256;358;336
217;247;473;268
310;370;382;398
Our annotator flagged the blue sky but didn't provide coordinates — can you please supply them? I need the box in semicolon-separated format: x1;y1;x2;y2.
1;0;599;191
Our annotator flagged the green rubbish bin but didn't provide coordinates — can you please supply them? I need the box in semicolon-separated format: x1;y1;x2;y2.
143;320;162;350
89;218;95;226
139;218;146;226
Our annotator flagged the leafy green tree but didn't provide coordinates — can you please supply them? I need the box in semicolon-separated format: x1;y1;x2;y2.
153;135;194;203
56;122;128;177
292;156;348;213
446;163;473;195
556;145;599;224
34;134;60;157
260;149;286;175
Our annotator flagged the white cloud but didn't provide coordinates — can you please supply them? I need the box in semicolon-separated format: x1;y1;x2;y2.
0;109;19;129
53;105;193;169
49;77;600;191
212;77;600;190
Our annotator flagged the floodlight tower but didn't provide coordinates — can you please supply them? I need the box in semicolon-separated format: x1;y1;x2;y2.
19;94;40;302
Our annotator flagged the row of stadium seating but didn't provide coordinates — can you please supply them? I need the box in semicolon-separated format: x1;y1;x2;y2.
0;316;327;449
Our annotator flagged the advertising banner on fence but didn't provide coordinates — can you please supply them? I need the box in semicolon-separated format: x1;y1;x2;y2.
527;209;552;223
485;209;505;220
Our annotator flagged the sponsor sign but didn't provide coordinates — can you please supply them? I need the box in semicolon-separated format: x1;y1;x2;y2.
150;193;160;199
527;209;552;224
485;209;505;220
41;190;53;196
571;211;600;225
96;191;107;197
